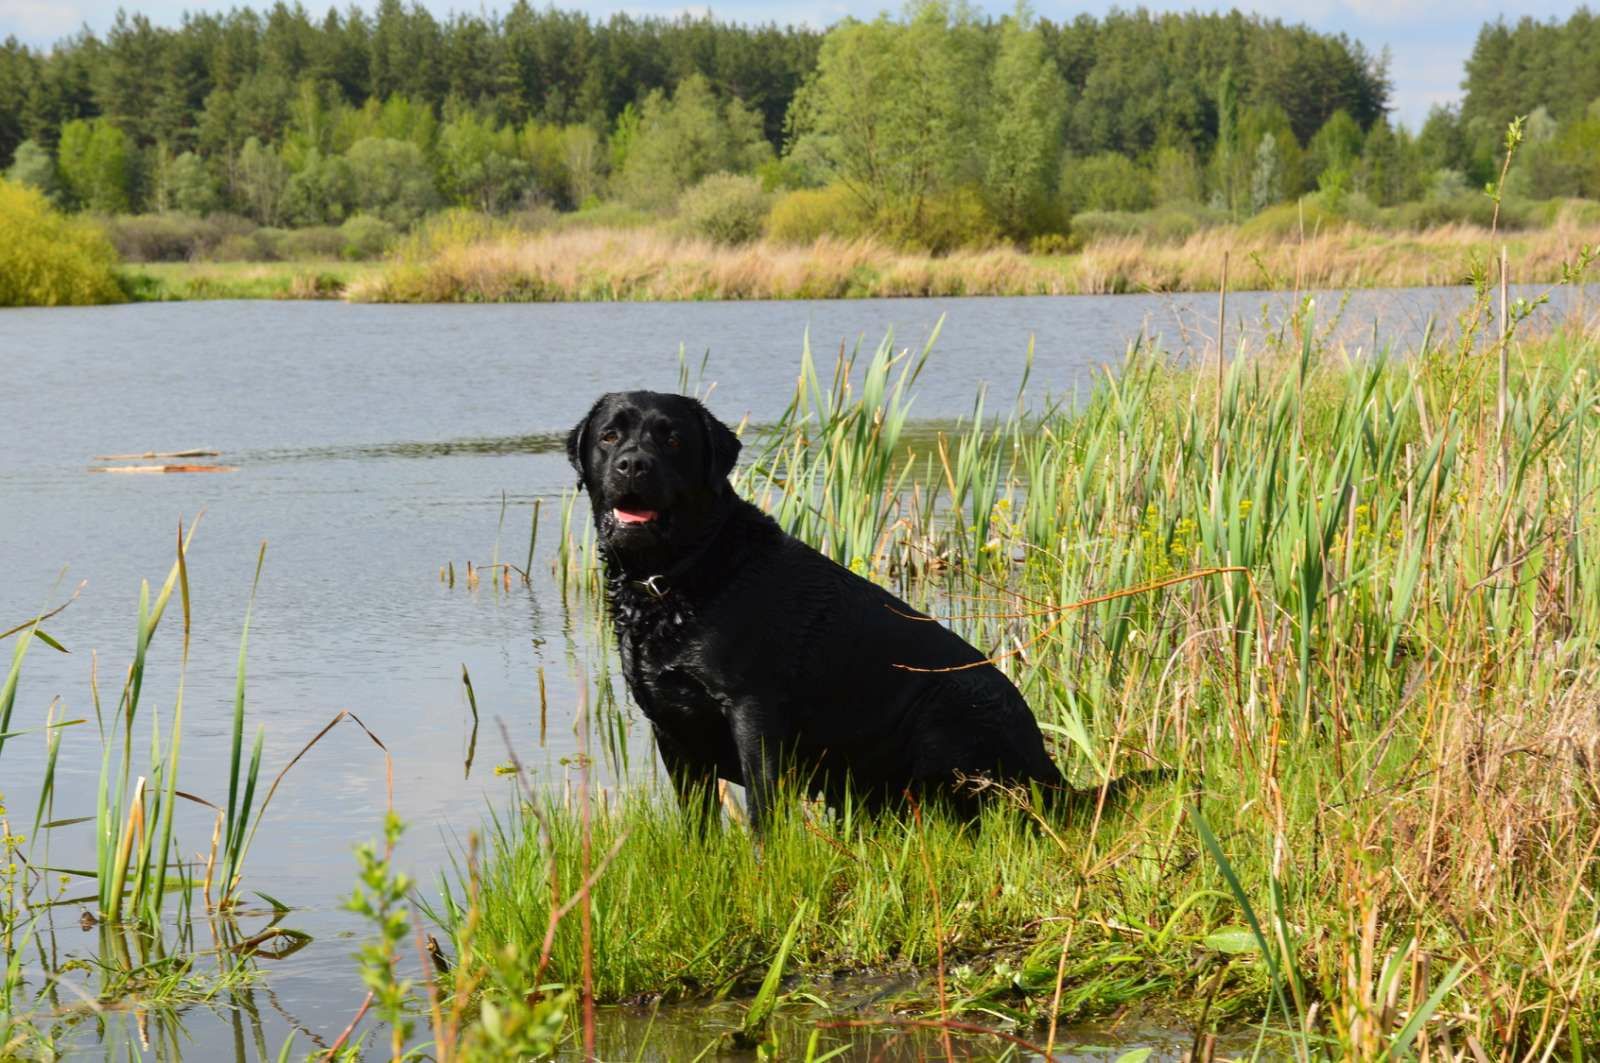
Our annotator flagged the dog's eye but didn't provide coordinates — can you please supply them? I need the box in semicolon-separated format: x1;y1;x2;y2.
600;429;620;445
666;434;681;449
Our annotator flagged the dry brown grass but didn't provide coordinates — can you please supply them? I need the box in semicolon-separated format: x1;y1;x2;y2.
346;221;1600;303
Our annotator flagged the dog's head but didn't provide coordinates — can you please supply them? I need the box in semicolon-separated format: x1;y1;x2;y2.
566;391;741;571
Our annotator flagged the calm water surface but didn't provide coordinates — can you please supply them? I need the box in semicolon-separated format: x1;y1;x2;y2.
0;287;1584;1058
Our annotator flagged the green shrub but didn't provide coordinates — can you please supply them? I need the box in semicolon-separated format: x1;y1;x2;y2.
1530;197;1600;227
206;226;293;261
6;139;59;200
1148;202;1227;242
0;178;123;306
556;201;656;231
1384;193;1535;231
676;172;770;245
339;213;398;259
765;184;869;245
1068;203;1224;245
102;212;253;262
278;225;345;259
1067;210;1144;242
1061;152;1153;214
896;186;1000;253
1241;201;1329;238
1028;232;1079;255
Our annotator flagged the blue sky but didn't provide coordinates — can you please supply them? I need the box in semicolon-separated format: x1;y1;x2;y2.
0;0;1582;129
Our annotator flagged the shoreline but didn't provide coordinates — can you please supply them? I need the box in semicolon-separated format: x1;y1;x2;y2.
104;221;1600;305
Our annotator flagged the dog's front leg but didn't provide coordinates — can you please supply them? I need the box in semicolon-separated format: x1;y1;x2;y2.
653;727;721;829
729;703;782;835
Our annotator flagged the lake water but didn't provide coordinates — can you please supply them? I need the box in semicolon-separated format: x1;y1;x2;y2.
1;285;1589;1058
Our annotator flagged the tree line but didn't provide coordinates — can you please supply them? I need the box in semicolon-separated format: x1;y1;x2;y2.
0;1;1592;246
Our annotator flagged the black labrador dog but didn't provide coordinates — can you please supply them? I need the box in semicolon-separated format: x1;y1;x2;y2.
567;390;1065;830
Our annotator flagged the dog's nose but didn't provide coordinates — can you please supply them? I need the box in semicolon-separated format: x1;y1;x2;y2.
614;450;654;479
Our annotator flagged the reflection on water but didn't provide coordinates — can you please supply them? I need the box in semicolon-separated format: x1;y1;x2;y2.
0;288;1589;1057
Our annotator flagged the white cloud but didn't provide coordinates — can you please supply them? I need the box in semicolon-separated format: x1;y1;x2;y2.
4;0;86;42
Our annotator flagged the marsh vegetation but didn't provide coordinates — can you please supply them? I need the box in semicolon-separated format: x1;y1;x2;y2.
5;274;1599;1056
417;278;1600;1057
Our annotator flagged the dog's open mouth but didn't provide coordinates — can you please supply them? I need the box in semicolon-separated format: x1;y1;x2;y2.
613;506;660;525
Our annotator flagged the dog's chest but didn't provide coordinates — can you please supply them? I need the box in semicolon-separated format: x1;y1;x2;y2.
617;610;727;726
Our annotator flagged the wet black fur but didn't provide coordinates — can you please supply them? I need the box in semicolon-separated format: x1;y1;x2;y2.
567;390;1066;830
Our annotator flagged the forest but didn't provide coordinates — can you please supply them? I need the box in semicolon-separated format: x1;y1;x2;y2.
0;2;1596;260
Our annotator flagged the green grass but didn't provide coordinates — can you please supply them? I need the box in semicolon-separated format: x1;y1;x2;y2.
120;260;383;301
457;291;1600;1058
1;532;351;1059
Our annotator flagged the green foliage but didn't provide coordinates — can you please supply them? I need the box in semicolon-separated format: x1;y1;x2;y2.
983;4;1066;237
1508;100;1600;200
789;3;987;233
5;139;57;200
764;183;870;245
1461;10;1600;168
57;118;133;212
1306;109;1366;194
1061;152;1153;214
1249;133;1283;213
282;148;355;226
898;185;1000;253
235;136;288;225
0;179;123;305
338;213;398;260
346;812;414;1061
616;74;772;209
162;151;220;215
345;137;439;225
560;124;605;207
1238;195;1351;237
101;211;251;262
676;172;770;245
1069;201;1225;244
1152;146;1204;206
438;110;527;213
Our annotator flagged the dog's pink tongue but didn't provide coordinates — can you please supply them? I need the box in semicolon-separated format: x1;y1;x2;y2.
613;507;658;525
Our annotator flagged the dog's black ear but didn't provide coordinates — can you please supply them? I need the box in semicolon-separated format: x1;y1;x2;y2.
697;402;742;482
567;399;602;487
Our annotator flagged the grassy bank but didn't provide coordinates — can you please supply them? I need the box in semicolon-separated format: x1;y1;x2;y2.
121;259;384;301
450;297;1600;1057
345;220;1600;302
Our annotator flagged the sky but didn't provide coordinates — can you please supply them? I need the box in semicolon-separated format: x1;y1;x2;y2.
0;0;1585;130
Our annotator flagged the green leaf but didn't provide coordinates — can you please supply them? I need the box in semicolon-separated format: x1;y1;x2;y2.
1203;928;1261;954
1115;1050;1155;1063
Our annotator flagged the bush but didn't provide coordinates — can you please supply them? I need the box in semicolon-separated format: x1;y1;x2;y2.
765;184;870;245
101;212;252;262
339;214;398;259
1061;152;1153;214
676;173;770;245
205;226;292;261
1240;193;1378;237
1068;202;1225;245
1539;197;1600;227
1067;210;1143;242
278;225;345;259
895;186;1000;253
345;137;439;225
556;201;656;231
1147;202;1227;242
1028;232;1079;255
6;139;59;200
1384;193;1535;231
0;179;123;306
